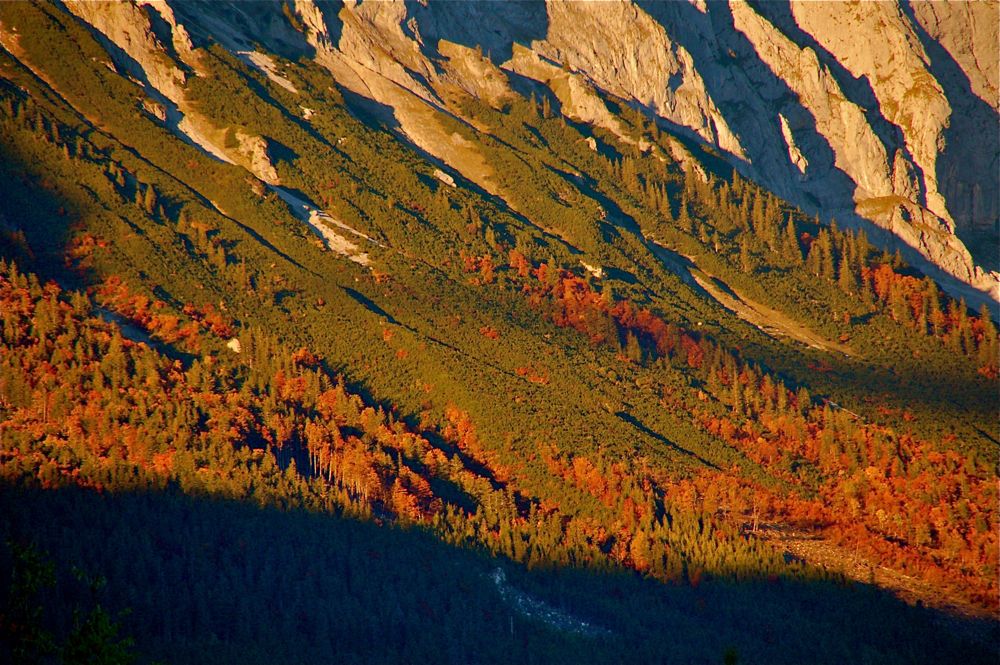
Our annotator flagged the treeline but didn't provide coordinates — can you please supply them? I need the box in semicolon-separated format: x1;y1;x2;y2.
603;138;998;375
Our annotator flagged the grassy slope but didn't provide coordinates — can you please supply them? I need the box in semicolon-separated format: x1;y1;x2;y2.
0;2;996;659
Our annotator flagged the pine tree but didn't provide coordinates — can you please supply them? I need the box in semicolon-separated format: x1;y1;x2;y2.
889;284;910;325
806;241;821;276
739;235;753;273
601;283;615;307
484;224;498;249
946;299;963;348
622;158;640;195
749;192;764;234
957;297;974;353
434;185;449;213
776;381;788;413
839;235;853;276
837;257;856;293
925;278;944;336
658;186;674;227
698;223;711;245
683;167;698;201
544;256;560;289
978;303;998;366
783;217;802;265
465;203;482;234
679;193;693;234
761;196;780;249
625;331;643;364
854;229;870;271
916;292;930;333
731;379;744;418
819;231;836;280
796;386;811;416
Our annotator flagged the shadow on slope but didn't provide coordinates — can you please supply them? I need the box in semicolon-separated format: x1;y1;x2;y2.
633;1;995;309
900;1;1000;273
0;483;994;665
402;0;549;65
0;147;79;287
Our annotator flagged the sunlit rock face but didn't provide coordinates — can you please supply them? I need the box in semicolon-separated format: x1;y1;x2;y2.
65;0;999;301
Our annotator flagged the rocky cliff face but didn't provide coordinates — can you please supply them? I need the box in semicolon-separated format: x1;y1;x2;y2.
38;0;1000;301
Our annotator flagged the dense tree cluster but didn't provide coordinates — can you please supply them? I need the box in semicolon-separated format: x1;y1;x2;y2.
0;261;825;591
0;2;996;660
504;254;998;605
644;164;998;375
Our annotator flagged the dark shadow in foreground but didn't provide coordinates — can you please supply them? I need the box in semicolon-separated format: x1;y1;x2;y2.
0;484;995;665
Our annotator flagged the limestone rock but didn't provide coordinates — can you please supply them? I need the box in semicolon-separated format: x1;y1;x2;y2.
433;169;455;188
141;97;167;122
63;0;187;104
790;1;951;221
911;0;998;107
436;40;512;107
235;132;280;185
54;0;998;301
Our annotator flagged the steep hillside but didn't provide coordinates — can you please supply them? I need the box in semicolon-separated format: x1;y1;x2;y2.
0;1;996;663
46;0;996;299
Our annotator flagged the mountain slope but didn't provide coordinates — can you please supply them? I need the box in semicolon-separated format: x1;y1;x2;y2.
50;0;996;300
0;1;997;662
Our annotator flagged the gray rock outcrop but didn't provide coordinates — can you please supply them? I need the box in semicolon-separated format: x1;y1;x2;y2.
54;0;1000;302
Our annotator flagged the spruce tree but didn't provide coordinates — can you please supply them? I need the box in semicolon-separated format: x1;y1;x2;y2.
978;303;998;366
819;231;835;280
837;257;856;293
739;235;753;273
783;217;802;265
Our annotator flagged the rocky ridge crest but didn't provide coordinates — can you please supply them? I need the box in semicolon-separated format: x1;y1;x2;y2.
40;0;1000;302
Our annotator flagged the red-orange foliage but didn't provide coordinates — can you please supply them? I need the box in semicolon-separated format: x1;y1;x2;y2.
511;259;708;372
443;405;512;484
515;365;549;385
95;276;235;349
4;259;996;610
459;251;496;284
862;263;997;374
508;255;998;606
291;347;319;367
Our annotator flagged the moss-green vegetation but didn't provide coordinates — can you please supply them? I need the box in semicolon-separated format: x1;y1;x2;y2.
0;1;996;660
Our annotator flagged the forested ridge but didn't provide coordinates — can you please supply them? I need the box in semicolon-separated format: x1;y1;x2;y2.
0;2;997;663
1;259;995;664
